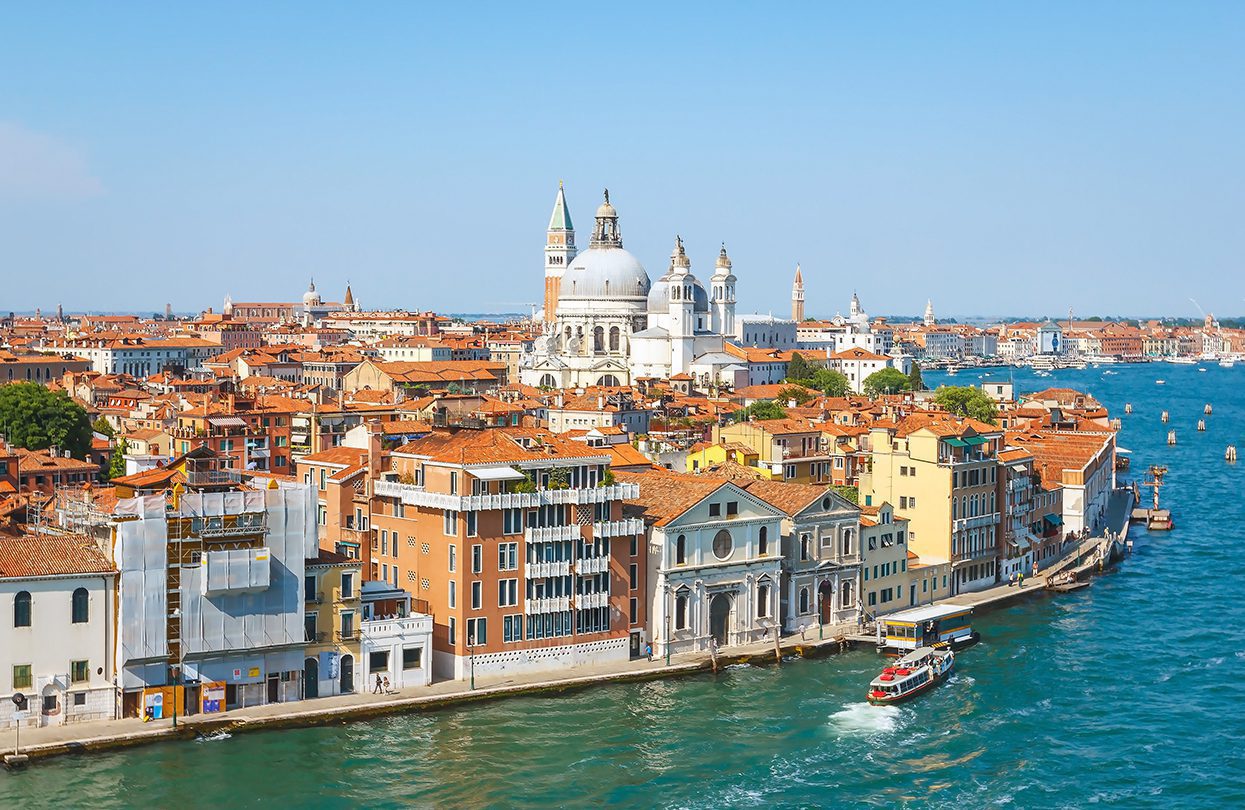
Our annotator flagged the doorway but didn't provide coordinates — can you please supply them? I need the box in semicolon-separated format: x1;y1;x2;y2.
709;593;732;646
818;580;834;623
910;583;918;606
340;654;355;694
305;657;319;699
266;674;279;704
628;631;642;660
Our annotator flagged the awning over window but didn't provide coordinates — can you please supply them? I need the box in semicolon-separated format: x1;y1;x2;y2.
207;416;247;427
963;436;989;446
943;438;969;447
470;466;527;481
1044;513;1063;526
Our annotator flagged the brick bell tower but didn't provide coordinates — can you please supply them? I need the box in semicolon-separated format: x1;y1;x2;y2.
543;181;577;323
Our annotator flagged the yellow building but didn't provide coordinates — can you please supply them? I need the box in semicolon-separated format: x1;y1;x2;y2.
864;413;1004;595
686;441;760;474
860;503;950;618
303;550;363;698
714;418;832;484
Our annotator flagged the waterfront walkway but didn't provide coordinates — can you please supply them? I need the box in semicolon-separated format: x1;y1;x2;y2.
3;490;1138;766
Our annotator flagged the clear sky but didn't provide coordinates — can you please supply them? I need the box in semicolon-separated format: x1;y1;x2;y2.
3;3;1244;319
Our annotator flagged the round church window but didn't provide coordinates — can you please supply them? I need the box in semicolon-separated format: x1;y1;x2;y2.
712;529;733;560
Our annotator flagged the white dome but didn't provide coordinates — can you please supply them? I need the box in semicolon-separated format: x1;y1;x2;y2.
558;247;650;303
647;273;709;313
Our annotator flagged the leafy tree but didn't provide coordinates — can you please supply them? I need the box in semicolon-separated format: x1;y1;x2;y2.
92;416;116;438
907;362;924;392
107;437;129;480
810;368;850;397
0;382;93;457
739;400;788;421
776;385;815;406
830;484;859;504
933;386;999;424
862;368;912;397
785;352;814;383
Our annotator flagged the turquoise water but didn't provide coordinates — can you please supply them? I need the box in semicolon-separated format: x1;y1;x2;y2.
4;364;1245;808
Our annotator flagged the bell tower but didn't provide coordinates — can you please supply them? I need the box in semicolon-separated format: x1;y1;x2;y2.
544;181;576;323
711;244;737;336
791;264;805;322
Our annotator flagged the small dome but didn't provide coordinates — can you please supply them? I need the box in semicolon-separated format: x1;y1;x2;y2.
646;272;709;313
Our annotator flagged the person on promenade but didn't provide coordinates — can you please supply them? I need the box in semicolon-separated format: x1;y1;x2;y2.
373;674;382;694
645;643;652;660
1018;572;1024;588
1009;571;1016;587
383;676;391;694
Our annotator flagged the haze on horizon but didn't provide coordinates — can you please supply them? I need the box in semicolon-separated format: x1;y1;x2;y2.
3;4;1244;319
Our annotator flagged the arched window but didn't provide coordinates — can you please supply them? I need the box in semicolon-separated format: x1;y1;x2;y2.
800;535;810;561
840;581;853;609
757;582;770;618
799;587;810;614
539;374;557;389
842;528;853;556
712;529;733;559
675;593;689;629
593;326;605;354
758;526;769;556
609;326;620;351
675;534;686;565
72;588;89;624
14;591;31;627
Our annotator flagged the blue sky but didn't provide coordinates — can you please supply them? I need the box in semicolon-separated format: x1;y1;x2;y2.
3;3;1244;318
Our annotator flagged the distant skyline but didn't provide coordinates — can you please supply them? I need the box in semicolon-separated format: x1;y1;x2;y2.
3;4;1245;317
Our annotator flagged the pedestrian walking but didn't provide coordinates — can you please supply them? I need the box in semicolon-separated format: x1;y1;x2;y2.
644;643;652;661
383;676;391;693
1018;571;1024;588
373;673;382;694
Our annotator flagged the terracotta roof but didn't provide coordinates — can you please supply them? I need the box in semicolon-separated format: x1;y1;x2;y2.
0;532;114;578
615;469;727;527
730;479;837;515
299;447;368;467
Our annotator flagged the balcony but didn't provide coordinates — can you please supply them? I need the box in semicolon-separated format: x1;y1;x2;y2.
337;527;371;547
305;630;327;643
953;512;1000;533
527;560;571;578
374;480;640;512
577;591;609;609
185;469;245;486
306;591;324;605
524;525;581;544
525;596;570;615
591;518;645;539
196;513;266;538
335;628;360;642
576;556;610;575
333;586;359;603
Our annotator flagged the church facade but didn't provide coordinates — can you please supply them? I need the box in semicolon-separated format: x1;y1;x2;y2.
521;186;740;389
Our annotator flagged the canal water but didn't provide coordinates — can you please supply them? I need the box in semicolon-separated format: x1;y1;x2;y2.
3;364;1245;808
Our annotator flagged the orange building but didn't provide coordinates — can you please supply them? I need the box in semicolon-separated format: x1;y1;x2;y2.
370;426;646;680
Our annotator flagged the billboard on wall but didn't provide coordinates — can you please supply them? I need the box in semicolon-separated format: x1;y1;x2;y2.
202;682;225;713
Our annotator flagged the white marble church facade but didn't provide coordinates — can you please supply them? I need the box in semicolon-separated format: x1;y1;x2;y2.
521;187;740;388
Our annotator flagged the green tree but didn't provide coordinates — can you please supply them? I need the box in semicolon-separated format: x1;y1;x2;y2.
776;385;815;406
91;416;116;438
862;368;912;397
907;362;924;392
830;484;859;504
933;386;999;424
739;400;789;421
107;437;129;480
0;382;93;457
785;352;814;383
810;368;850;397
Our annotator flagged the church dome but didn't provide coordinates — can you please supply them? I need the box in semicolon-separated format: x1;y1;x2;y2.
646;273;710;313
303;279;321;307
558;247;650;303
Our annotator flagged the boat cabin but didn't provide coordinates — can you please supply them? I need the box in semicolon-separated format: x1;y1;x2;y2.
877;604;974;653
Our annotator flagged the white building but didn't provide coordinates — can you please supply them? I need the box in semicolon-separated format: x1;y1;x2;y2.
1;532;117;729
522;188;739;387
736;314;798;349
621;471;785;659
359;582;433;690
828;347;900;393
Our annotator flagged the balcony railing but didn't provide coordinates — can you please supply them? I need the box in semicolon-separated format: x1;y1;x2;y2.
591;518;644;539
333;586;359;603
305;630;327;643
527;560;571;578
576;556;610;575
306;591;324;605
524;525;581;544
577;591;609;609
185;469;245;486
953;512;1000;533
335;629;360;642
374;480;640;512
524;596;570;615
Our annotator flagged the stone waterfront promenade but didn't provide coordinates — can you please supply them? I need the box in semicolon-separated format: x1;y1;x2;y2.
3;489;1136;767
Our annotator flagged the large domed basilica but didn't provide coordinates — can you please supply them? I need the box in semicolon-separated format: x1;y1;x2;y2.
521;186;740;388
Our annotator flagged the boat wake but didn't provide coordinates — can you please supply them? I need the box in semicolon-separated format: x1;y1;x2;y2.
830;703;901;735
196;730;233;743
